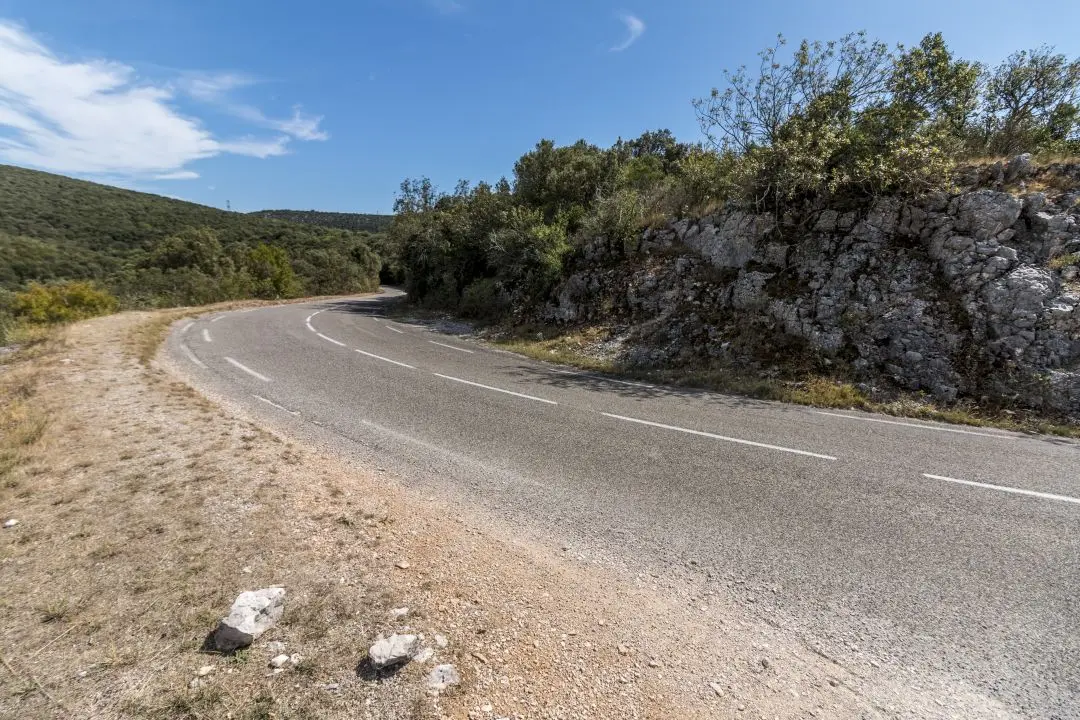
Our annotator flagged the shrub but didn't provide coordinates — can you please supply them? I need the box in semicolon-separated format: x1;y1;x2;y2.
459;278;509;320
12;281;118;324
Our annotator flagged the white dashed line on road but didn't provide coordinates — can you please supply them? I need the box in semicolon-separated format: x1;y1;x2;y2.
385;325;406;334
923;474;1080;505
354;348;416;370
600;412;837;460
253;395;299;415
210;315;226;323
202;328;212;343
551;368;653;389
225;357;272;382
816;411;1015;439
179;342;206;368
433;373;558;405
429;341;474;354
180;321;194;335
317;333;347;347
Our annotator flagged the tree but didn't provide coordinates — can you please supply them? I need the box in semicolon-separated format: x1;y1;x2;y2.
980;46;1080;154
245;244;300;299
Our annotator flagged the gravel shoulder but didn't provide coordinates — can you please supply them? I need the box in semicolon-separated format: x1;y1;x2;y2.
0;307;976;719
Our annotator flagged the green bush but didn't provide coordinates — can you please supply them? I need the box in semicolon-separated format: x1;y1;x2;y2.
459;278;509;320
12;281;119;324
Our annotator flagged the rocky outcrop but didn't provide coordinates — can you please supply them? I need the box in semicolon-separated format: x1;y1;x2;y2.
548;165;1080;417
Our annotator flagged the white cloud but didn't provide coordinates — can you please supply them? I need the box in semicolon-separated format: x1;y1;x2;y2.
180;72;328;141
155;170;199;180
611;13;645;52
0;21;324;179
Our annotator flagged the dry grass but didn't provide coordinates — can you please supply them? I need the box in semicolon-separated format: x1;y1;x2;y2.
1048;252;1080;270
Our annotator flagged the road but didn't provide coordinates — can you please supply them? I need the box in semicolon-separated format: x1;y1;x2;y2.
166;289;1080;718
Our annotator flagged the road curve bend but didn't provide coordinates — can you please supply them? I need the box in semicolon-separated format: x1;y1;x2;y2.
166;289;1080;718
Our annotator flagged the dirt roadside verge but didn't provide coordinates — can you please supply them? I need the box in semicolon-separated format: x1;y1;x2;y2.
0;306;947;719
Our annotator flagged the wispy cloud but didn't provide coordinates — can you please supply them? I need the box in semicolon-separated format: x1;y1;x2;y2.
180;72;328;141
155;170;200;180
427;0;463;14
611;13;645;52
0;21;323;180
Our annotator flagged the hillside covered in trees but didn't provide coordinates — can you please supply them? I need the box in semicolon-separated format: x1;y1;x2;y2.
249;209;393;233
0;164;384;308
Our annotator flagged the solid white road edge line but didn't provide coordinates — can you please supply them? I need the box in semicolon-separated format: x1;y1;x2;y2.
354;348;416;370
202;328;212;343
922;474;1080;505
180;342;206;368
433;373;558;405
601;412;837;460
429;340;474;354
385;325;405;334
305;309;324;332
816;411;1015;439
224;356;272;382
317;333;347;347
210;315;225;323
252;395;299;415
180;321;194;334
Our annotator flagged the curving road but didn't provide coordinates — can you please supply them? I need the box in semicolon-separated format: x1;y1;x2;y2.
166;289;1079;718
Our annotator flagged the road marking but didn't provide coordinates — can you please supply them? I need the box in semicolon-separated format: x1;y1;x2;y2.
252;395;299;415
600;412;836;460
551;368;653;389
317;333;347;347
180;321;194;335
210;315;226;323
179;342;206;368
923;474;1080;505
815;411;1015;439
354;348;416;370
429;340;474;354
434;373;558;405
305;310;324;332
385;325;405;334
224;357;271;382
201;328;212;343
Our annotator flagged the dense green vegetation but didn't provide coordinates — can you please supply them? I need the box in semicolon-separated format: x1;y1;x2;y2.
0;164;385;312
249;209;393;233
390;32;1080;318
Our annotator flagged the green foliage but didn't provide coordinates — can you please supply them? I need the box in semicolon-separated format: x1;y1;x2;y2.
386;31;1078;321
12;281;118;324
248;209;392;233
0;164;383;307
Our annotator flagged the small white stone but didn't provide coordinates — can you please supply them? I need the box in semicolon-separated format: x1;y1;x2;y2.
269;654;290;669
434;634;448;648
395;560;410;570
197;665;214;677
415;647;435;663
265;641;287;653
2;519;18;529
709;682;725;697
390;607;409;619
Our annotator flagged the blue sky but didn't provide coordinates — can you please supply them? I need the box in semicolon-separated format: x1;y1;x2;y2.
0;0;1078;214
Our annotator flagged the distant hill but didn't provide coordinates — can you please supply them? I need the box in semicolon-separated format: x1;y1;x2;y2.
250;209;393;233
0;164;383;305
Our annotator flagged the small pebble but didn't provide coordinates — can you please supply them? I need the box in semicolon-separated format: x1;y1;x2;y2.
2;519;18;529
709;682;725;697
395;560;410;570
197;665;214;677
269;654;290;669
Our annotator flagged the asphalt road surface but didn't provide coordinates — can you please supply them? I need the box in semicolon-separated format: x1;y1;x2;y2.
166;289;1079;718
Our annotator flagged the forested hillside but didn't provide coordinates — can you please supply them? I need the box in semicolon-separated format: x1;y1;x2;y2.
249;209;392;233
0;164;383;307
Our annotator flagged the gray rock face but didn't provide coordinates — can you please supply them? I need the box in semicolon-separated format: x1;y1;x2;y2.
546;182;1080;417
368;634;418;669
426;663;460;692
212;587;286;652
